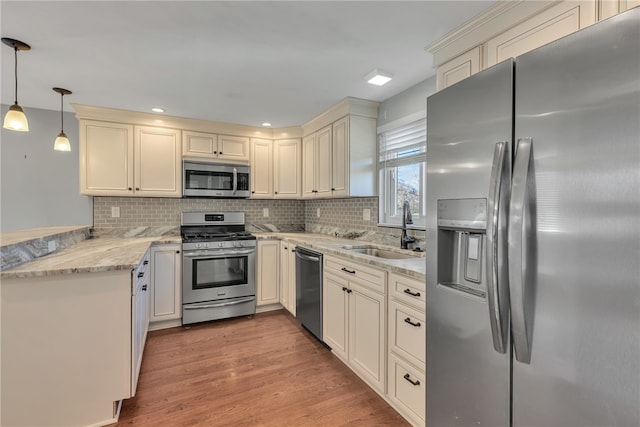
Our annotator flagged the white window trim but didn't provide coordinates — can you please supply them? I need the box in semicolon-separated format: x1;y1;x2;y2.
377;115;427;230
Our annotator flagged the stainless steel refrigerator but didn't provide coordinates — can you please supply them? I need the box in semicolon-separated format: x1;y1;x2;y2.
426;7;639;427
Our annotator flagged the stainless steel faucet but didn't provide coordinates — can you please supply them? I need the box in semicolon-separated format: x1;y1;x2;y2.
401;200;416;249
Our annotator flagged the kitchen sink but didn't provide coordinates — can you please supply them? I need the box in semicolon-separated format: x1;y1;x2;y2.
341;245;419;260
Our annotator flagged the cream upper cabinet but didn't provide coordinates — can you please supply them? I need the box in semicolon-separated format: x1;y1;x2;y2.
183;130;249;162
331;115;376;198
134;126;182;197
80;121;181;197
436;47;482;91
250;138;273;199
486;0;597;67
80;120;134;195
430;0;606;91
302;125;332;198
273;138;302;199
257;240;279;306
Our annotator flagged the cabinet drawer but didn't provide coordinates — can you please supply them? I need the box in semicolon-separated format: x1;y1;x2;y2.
389;300;425;368
389;273;425;309
388;353;425;426
324;255;386;293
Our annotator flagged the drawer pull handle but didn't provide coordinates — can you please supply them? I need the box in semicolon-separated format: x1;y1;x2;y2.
403;288;421;297
137;272;144;278
341;267;356;274
403;373;420;386
143;260;149;265
404;317;421;327
141;285;147;291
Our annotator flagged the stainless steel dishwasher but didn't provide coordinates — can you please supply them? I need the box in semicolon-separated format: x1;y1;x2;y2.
295;247;323;343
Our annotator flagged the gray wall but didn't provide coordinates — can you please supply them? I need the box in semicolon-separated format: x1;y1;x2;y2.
0;105;93;232
377;76;435;129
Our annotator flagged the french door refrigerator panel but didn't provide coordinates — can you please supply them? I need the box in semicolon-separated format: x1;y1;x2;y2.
426;59;513;427
511;8;640;426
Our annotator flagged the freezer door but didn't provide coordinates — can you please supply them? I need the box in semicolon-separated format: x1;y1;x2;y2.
426;59;513;427
512;8;640;427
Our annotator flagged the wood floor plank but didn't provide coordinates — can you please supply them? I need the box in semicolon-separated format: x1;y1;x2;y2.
115;310;409;426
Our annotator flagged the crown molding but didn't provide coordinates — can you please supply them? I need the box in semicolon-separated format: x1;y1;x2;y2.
71;103;302;139
301;97;379;136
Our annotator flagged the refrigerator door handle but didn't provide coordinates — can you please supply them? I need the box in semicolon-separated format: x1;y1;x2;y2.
486;141;511;354
509;137;535;364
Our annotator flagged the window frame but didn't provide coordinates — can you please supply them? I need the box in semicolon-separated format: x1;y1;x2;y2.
377;114;427;229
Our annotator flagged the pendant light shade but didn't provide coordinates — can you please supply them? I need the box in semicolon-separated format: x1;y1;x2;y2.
2;38;30;132
52;87;72;152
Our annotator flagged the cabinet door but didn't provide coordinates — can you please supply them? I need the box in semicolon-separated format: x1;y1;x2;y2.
279;241;291;311
331;116;349;197
436;46;482;91
257;240;279;305
150;244;182;323
183;130;217;158
302;134;316;198
218;135;250;161
250;138;273;199
349;281;386;393
323;272;349;361
134;126;182;197
80;120;134;196
315;125;332;197
287;245;297;315
486;0;597;67
273;139;302;198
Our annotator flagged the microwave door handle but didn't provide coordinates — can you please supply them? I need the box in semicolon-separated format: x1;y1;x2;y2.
233;168;237;195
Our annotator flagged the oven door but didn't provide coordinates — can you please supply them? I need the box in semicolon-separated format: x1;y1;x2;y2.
182;247;256;304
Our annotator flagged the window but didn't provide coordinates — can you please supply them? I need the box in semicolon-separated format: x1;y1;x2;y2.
378;117;426;228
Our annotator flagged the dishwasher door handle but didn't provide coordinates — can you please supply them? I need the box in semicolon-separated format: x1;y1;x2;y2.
296;252;321;263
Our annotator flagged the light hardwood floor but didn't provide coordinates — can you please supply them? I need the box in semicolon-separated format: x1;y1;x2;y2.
115;310;409;426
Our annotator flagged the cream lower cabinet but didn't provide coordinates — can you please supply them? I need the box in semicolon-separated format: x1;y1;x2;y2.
256;240;280;307
279;241;296;314
149;244;182;330
386;273;426;426
323;255;386;394
273;138;302;199
80;120;182;197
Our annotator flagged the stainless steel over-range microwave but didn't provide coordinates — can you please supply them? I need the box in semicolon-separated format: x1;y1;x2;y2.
183;161;250;198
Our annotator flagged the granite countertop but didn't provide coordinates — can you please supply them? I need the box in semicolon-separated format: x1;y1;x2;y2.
1;228;180;279
254;232;426;281
0;225;91;247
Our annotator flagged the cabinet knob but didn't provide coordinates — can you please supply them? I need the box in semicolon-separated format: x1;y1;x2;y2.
346;289;352;294
331;188;335;191
142;284;148;292
251;191;255;194
128;187;132;191
342;287;348;292
275;191;278;194
214;151;218;154
219;151;223;155
135;187;140;191
176;250;180;254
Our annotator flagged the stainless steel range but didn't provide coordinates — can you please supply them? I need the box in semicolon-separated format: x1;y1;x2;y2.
181;211;256;325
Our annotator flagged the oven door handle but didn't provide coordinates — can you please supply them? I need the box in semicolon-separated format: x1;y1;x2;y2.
183;249;256;258
183;296;255;310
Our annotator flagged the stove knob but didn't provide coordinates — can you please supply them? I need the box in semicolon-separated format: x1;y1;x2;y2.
195;243;201;249
218;242;224;248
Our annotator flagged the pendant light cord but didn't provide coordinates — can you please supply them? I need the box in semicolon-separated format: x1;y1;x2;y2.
60;93;64;132
13;46;18;105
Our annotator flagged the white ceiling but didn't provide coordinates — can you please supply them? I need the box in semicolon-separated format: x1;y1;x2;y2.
1;1;494;128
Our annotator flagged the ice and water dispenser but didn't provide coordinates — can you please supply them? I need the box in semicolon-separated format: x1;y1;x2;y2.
437;198;488;299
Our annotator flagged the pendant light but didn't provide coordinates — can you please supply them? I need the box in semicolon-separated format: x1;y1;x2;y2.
2;38;30;131
52;88;72;152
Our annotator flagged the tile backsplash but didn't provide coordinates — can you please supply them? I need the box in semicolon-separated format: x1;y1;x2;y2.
93;196;425;249
93;197;304;229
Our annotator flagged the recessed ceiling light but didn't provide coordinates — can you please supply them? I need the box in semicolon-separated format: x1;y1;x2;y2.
261;122;272;127
365;68;393;86
151;107;165;113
